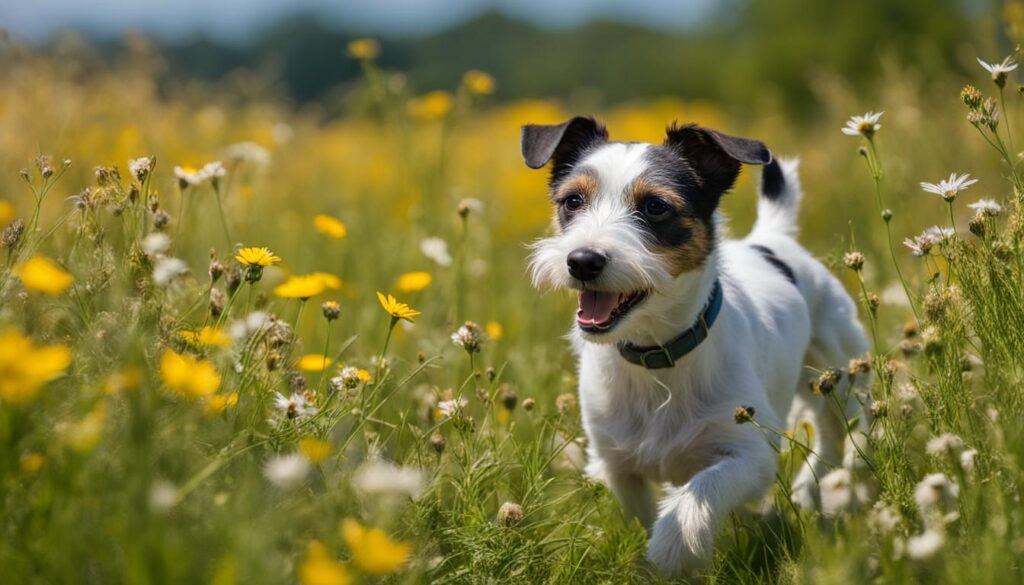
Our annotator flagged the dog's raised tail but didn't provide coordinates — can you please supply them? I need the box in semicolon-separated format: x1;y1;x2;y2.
753;156;802;237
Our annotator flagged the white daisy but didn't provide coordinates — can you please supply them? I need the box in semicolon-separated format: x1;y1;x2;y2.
920;173;978;201
924;225;956;241
152;257;189;286
437;397;468;418
173;165;204;186
968;198;1003;216
903;233;937;257
352;460;424;498
128;156;155;181
200;161;227;182
273;392;317;421
841;111;883;137
420;237;453;267
263;453;311;488
978;55;1018;85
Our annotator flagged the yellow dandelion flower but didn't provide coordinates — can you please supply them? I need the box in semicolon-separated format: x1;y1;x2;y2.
0;200;15;225
104;367;142;394
274;273;341;300
300;541;352;585
20;452;45;473
314;214;348;239
299;437;333;464
311;272;343;289
347;38;380;60
376;292;421;322
13;255;74;296
485;321;503;341
180;326;232;348
160;349;221;399
298;354;332;372
235;246;281;267
340;519;411;575
396;271;432;293
203;392;239;416
0;328;72;405
407;91;453;121
356;369;372;383
463;70;496;95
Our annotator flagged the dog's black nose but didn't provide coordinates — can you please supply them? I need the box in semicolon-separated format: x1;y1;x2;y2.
567;248;607;281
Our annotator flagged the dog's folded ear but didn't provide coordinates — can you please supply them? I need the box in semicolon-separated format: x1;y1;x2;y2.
665;123;771;200
521;116;608;183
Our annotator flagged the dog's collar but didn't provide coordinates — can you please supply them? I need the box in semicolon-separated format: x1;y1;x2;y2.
617;279;724;369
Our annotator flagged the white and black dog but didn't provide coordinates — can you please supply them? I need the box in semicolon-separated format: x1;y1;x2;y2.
522;117;870;578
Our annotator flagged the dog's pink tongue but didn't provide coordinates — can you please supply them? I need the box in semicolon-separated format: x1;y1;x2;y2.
578;290;619;325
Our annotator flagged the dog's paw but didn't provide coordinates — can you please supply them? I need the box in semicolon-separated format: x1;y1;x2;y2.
646;514;711;580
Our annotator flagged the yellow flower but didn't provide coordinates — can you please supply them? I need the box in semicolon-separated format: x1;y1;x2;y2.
160;349;221;399
20;453;45;473
0;200;15;225
357;369;372;383
235;246;281;267
274;273;341;300
203;392;239;416
13;255;74;295
300;541;352;585
180;326;232;348
463;70;496;95
104;367;142;394
314;214;348;239
347;38;380;60
485;321;503;341
407;91;453;121
396;271;432;293
340;519;411;575
0;328;72;405
376;292;421;322
298;354;332;372
299;437;333;464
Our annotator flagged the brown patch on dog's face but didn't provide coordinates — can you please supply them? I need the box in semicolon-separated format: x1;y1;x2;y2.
626;175;714;277
551;172;598;230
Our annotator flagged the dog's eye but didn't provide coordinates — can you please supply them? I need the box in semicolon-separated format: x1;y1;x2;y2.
643;197;671;217
562;193;585;212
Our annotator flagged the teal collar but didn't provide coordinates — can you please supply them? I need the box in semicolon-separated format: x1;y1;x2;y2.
617;280;724;369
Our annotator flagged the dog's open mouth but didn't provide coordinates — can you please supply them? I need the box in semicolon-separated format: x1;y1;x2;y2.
576;289;648;333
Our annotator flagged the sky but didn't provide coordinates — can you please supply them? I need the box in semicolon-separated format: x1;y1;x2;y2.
5;0;720;42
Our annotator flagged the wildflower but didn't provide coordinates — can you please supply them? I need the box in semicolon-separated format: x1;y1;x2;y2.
869;502;902;535
274;274;338;300
273;392;317;421
263;453;311;488
982;96;1001;129
960;449;978;473
420;237;453;266
920;173;978;202
148;479;178;514
128;156;155;181
298;354;332;372
347;38;380;60
906;529;945;560
331;366;362;392
153;210;170;231
914;473;960;526
408;91;453;121
209;256;225;282
20;453;45;474
841;111;883;138
396;271;432;293
160;350;220;398
501;386;518;411
457;197;484;218
429;434;446;454
961;84;983;109
870;400;888;418
0;328;72;406
902;233;936;257
225;142;271;166
13;256;73;295
352;460;424;498
300;541;352;585
209;288;226;318
814;368;842;395
977;55;1018;87
322;301;341;321
299;437;333;464
142;233;171;255
174;164;204;187
969;214;987;237
522;397;536;411
313;214;347;239
180;326;232;348
843;251;865;271
733;405;755;424
451;321;484;353
556;392;577;413
153;257;189;286
235;246;281;267
498;502;524;526
925;433;964;457
1;218;24;250
820;468;855;516
340;519;411;575
376;292;421;322
968;198;1003;216
848;357;871;375
203;392;238;416
463;70;496;95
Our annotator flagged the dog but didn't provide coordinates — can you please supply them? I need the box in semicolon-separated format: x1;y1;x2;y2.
522;117;870;578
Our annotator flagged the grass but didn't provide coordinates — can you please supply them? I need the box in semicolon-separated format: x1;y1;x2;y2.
1;35;1024;584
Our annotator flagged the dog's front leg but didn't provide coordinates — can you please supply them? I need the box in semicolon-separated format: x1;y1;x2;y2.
606;470;656;529
646;441;776;578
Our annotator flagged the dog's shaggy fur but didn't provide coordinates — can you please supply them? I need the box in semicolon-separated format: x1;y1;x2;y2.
522;117;870;578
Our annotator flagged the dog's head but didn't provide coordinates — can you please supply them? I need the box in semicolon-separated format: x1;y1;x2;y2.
523;116;770;344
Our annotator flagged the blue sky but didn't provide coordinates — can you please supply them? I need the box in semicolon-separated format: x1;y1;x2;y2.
6;0;719;42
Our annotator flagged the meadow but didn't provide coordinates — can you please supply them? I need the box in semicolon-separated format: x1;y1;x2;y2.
1;30;1024;584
